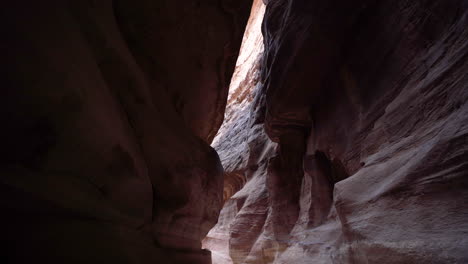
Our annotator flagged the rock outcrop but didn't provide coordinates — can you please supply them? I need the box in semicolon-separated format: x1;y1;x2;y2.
2;0;468;263
202;1;271;263
0;1;251;263
205;0;468;263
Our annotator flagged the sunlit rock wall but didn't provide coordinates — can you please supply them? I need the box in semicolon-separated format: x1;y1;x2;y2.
208;0;468;263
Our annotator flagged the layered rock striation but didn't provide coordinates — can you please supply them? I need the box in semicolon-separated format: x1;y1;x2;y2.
206;0;468;263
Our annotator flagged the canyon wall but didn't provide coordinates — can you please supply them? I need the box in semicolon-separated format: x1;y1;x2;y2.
205;0;468;263
0;1;251;263
203;1;271;263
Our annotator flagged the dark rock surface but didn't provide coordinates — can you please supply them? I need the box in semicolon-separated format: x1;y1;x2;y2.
0;1;251;263
205;0;468;263
2;0;468;263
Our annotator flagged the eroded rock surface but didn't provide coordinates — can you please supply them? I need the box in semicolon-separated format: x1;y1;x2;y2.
202;2;271;263
0;1;251;263
206;0;468;263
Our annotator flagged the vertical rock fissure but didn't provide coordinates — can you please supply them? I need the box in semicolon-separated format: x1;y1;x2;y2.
203;0;267;263
205;1;468;264
210;0;266;202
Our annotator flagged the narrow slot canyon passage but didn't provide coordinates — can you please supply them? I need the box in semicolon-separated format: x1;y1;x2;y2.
1;1;468;264
202;1;267;263
207;0;468;263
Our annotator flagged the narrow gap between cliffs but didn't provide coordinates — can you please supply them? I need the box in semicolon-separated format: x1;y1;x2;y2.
202;0;266;263
211;0;266;201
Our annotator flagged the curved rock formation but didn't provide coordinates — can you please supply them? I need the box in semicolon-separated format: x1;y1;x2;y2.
206;0;468;263
0;1;251;263
202;2;271;263
2;0;468;263
211;0;267;202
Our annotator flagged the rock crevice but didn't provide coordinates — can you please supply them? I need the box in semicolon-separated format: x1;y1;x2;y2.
205;0;468;263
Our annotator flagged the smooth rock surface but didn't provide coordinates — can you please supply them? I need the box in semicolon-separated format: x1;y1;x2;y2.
0;1;252;263
206;0;468;263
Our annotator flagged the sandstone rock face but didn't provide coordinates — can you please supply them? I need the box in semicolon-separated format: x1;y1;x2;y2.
0;1;251;263
206;0;468;263
211;0;267;203
202;2;274;263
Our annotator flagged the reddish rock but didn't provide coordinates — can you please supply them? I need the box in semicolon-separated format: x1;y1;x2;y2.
207;0;468;263
2;0;468;263
0;1;252;263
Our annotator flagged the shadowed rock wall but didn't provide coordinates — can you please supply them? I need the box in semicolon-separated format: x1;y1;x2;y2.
0;0;251;263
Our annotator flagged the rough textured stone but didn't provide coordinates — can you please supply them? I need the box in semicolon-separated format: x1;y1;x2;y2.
2;0;468;263
210;0;267;202
0;1;251;263
206;0;468;263
202;2;272;263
